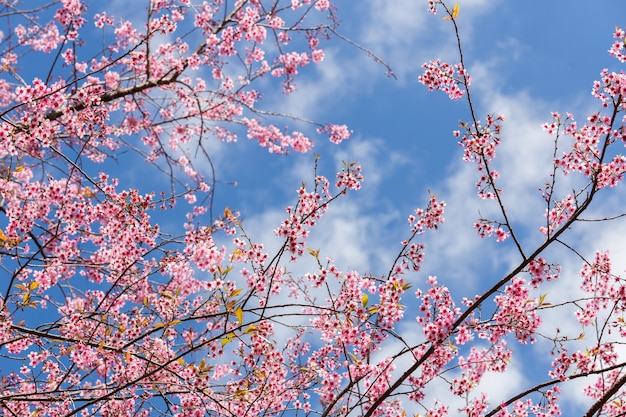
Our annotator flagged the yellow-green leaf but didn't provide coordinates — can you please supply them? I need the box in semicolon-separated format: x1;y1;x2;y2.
221;333;235;347
29;281;39;290
361;294;369;307
538;293;547;306
235;307;243;325
244;325;258;334
154;323;165;328
235;389;248;398
231;288;243;297
452;2;459;18
220;266;234;276
442;2;459;20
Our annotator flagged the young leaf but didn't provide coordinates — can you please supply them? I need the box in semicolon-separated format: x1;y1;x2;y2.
244;325;258;334
221;333;235;347
235;306;243;325
538;293;547;306
219;266;234;276
442;2;459;20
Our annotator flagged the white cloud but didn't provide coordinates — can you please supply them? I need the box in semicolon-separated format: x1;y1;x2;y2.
347;0;503;83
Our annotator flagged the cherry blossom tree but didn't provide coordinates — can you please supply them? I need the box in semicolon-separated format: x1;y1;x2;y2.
0;0;626;416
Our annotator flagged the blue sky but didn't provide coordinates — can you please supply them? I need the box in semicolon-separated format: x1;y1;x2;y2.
4;0;626;415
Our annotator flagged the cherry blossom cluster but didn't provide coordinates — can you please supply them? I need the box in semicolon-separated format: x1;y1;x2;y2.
407;343;457;405
473;219;510;242
539;194;577;236
416;276;460;343
494;386;561;417
397;196;445;274
318;123;353;144
304;273;411;414
407;194;446;235
404;242;425;272
418;59;470;100
550;343;618;383
526;257;560;288
576;251;622;326
551;112;611;175
549;345;623;416
482;277;542;344
335;161;364;190
584;370;626;415
427;1;438;14
375;275;410;330
455;115;505;198
184;226;226;273
14;22;63;53
592;69;626;109
547;69;626;190
275;163;360;262
609;26;626;63
243;118;314;154
452;340;511;396
275;177;331;257
311;271;372;341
